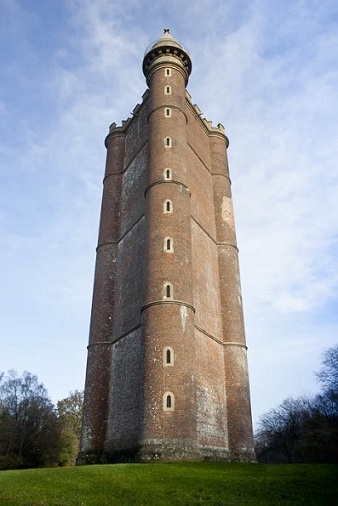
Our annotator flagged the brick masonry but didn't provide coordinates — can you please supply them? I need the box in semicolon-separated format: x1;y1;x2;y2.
78;31;255;464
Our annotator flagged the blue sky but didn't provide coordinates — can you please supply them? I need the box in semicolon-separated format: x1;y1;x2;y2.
1;0;337;428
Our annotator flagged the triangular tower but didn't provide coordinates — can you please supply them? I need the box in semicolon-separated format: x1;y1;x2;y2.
78;30;255;463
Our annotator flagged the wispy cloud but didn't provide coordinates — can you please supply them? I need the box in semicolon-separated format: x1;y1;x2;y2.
0;0;337;424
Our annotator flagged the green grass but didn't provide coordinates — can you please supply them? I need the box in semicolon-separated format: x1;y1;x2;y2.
0;462;337;505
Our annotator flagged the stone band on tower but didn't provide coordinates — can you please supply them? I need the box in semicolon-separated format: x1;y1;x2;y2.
78;30;255;464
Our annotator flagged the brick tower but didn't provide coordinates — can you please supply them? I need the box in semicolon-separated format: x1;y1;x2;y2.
78;30;255;463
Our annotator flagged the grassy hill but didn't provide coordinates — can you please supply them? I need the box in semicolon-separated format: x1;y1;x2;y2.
0;462;337;505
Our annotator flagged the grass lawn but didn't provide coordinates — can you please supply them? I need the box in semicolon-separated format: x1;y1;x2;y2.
0;462;337;505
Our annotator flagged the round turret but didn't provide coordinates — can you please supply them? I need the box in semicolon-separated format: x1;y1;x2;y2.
143;29;192;86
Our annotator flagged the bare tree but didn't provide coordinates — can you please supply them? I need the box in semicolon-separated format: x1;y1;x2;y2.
255;344;338;463
316;345;338;393
0;370;62;469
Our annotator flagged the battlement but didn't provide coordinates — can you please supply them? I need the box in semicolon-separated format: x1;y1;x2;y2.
185;90;228;141
107;88;226;142
106;90;150;141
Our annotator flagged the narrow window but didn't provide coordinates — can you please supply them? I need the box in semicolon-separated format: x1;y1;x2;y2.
163;199;173;213
166;395;172;408
165;68;171;76
166;348;171;363
164;85;172;95
163;346;174;367
164;136;172;148
164;168;172;180
163;391;175;411
164;236;173;252
165;108;171;117
163;282;173;299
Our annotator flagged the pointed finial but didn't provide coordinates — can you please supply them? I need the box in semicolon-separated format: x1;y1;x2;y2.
164;28;170;33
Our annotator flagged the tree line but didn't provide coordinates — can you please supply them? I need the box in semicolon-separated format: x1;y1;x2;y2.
255;345;338;463
1;345;337;469
0;370;83;470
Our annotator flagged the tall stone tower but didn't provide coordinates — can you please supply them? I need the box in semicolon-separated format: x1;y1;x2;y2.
78;30;255;464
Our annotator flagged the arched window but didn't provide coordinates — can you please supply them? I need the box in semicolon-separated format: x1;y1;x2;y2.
165;68;171;77
163;346;174;366
164;136;172;148
164;236;174;252
167;395;172;408
164;168;172;180
163;282;173;300
164;85;172;95
163;199;173;214
164;108;172;117
163;391;175;411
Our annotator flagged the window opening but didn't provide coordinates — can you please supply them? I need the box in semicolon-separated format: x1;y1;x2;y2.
163;282;173;299
164;85;172;95
163;391;175;411
164;236;173;252
163;199;173;213
163;346;174;366
164;168;172;180
165;68;171;76
165;108;171;117
164;136;172;147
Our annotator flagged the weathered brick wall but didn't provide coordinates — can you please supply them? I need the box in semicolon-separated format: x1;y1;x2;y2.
119;148;147;238
104;108;149;454
186;101;229;455
113;218;145;336
80;130;125;455
105;328;144;452
195;328;228;448
191;219;222;339
210;131;255;459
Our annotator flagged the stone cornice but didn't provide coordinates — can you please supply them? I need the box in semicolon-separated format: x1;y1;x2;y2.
141;300;196;314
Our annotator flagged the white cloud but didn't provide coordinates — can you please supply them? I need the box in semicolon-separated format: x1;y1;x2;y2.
0;0;337;425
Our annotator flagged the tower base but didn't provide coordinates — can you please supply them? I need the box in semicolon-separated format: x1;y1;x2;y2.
77;439;256;465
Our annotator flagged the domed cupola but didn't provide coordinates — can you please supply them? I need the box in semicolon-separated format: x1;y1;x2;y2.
143;29;192;86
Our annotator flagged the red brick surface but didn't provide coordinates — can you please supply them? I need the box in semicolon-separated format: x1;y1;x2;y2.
79;36;255;464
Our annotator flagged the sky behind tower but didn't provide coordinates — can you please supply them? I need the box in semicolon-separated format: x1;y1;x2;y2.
1;0;338;428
